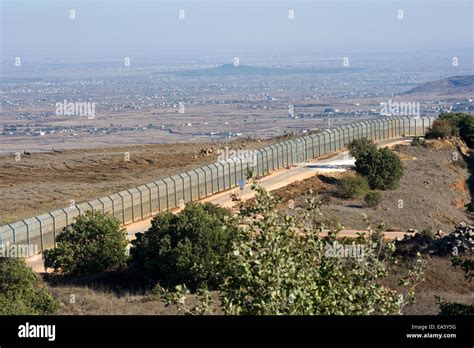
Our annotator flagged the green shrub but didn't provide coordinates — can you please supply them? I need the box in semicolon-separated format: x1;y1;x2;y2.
348;139;404;190
451;257;473;282
436;297;474;315
411;137;425;147
129;202;238;290
156;187;426;315
0;258;58;314
465;202;474;213
425;119;455;139
348;138;377;159
221;188;422;314
338;175;369;199
425;113;474;148
438;112;474;148
364;191;382;207
43;210;128;275
420;228;435;241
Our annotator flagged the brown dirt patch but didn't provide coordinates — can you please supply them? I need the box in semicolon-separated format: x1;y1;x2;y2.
0;137;287;225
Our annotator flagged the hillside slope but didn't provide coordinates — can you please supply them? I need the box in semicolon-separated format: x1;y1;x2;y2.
403;75;474;95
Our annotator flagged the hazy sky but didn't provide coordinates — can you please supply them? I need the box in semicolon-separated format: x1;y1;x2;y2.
1;0;472;60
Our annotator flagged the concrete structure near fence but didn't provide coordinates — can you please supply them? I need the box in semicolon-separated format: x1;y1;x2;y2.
0;116;436;256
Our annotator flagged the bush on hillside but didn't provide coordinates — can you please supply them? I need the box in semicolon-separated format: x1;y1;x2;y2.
437;298;474;315
157;186;425;315
338;175;369;199
348;139;404;190
364;191;382;208
425;119;455;139
347;138;377;159
129;202;238;290
439;112;474;148
411;137;425;147
0;257;58;314
43;210;128;275
426;113;474;148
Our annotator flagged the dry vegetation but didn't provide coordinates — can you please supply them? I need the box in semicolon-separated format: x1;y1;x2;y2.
44;255;472;315
0;136;293;225
270;139;473;234
36;139;473;315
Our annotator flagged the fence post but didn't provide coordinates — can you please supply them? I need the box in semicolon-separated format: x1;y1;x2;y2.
22;220;30;256
336;128;341;151
47;212;56;246
34;216;44;252
118;192;126;224
8;224;16;244
87;201;94;212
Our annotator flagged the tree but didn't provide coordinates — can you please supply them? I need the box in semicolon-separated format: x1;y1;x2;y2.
129;202;238;290
0;258;58;315
348;139;404;190
427;113;474;148
348;138;377;159
425;119;455;139
156;187;424;315
43;210;128;275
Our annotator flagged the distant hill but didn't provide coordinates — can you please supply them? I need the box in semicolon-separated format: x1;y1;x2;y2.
403;75;474;95
155;64;361;77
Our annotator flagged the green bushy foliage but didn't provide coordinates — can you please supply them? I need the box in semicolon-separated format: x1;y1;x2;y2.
347;138;377;158
436;297;474;315
348;139;404;190
338;175;369;199
426;113;474;148
420;228;435;241
157;186;425;315
43;210;128;275
364;191;382;207
129;202;238;290
222;187;407;315
0;258;58;314
451;257;473;282
465;202;474;213
425;119;455;139
439;112;474;148
411;137;425;147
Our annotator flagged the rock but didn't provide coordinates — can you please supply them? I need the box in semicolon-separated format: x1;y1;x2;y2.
455;221;469;229
396;221;474;256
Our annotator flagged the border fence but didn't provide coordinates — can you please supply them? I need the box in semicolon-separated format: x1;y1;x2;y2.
0;116;436;255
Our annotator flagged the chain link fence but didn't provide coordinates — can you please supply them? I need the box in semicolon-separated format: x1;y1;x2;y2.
0;116;436;255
